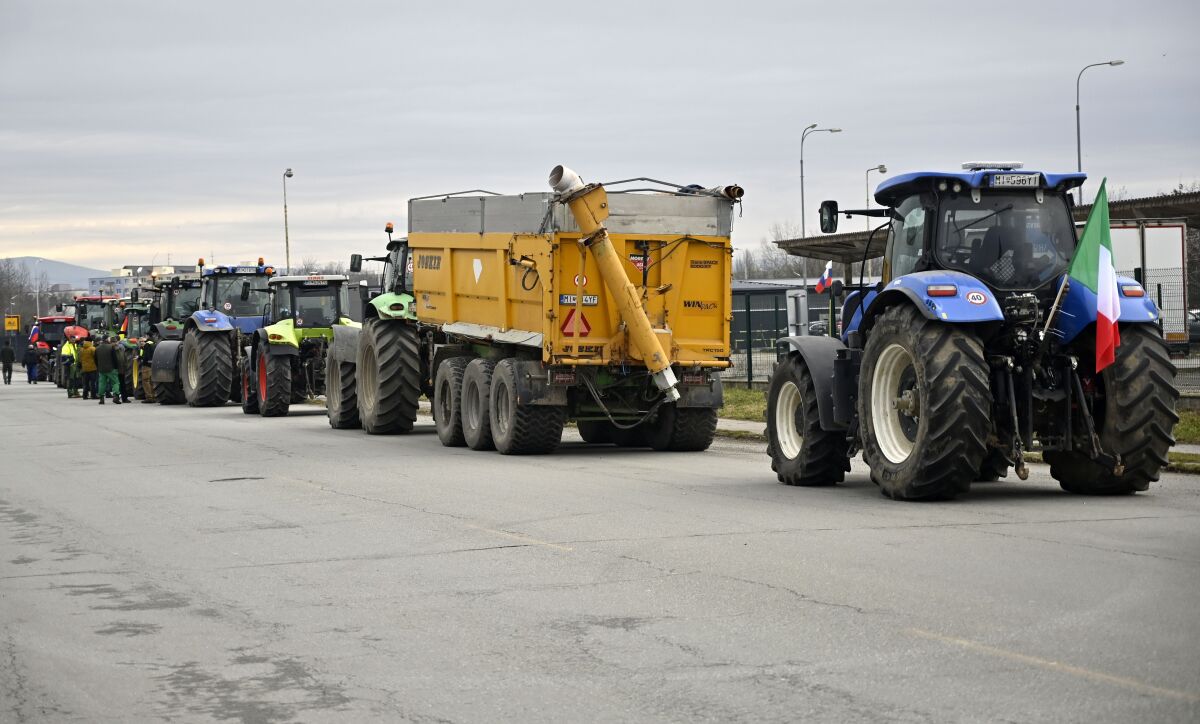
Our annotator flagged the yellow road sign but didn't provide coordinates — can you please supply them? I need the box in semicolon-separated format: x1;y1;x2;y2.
4;315;18;332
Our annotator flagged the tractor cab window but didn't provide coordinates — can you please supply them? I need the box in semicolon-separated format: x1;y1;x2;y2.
171;286;202;318
127;313;151;340
211;276;267;316
290;283;341;328
935;191;1075;290
885;195;931;280
40;321;67;344
384;245;413;294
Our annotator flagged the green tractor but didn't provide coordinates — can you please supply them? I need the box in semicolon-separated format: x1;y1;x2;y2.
324;228;421;432
240;274;359;417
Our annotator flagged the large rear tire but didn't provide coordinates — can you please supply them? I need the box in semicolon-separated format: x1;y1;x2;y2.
858;305;990;501
325;354;360;429
181;328;233;407
357;319;421;434
767;353;849;486
434;356;470;447
645;405;718;452
1045;324;1178;495
257;348;291;417
462;358;497;451
489;359;565;455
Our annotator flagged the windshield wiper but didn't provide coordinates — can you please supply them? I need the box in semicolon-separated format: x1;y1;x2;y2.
952;204;1014;235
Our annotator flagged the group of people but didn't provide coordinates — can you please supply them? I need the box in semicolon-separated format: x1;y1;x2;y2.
57;335;146;404
1;339;42;385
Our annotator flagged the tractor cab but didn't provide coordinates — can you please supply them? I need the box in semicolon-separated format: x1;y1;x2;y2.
818;163;1088;340
266;275;351;328
196;258;275;334
348;222;415;321
73;295;116;337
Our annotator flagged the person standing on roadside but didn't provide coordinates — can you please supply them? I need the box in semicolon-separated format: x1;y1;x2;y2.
79;339;98;399
61;337;79;397
115;341;132;403
94;336;122;404
22;343;39;384
139;337;156;402
1;339;14;385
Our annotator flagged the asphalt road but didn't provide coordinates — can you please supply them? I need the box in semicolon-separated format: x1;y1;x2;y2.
2;382;1198;723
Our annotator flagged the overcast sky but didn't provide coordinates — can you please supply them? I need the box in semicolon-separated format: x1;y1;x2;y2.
2;0;1198;271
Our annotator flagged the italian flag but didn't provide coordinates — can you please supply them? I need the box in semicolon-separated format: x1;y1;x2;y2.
1068;179;1120;372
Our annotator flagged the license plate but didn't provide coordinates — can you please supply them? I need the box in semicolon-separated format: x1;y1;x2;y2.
559;294;598;306
991;173;1040;188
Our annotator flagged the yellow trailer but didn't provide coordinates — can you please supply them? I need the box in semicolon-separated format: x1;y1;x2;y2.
341;167;741;454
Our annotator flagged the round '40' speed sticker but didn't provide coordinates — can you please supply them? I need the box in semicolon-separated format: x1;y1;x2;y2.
966;291;987;305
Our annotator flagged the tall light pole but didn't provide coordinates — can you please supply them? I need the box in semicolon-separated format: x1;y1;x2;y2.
1076;59;1124;203
800;124;842;239
865;164;887;230
283;168;294;274
33;258;42;319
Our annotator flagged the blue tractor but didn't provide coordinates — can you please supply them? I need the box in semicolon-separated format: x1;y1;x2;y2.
150;259;275;406
766;164;1178;500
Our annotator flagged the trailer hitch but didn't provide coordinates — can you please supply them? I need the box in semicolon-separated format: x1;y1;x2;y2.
1068;367;1124;476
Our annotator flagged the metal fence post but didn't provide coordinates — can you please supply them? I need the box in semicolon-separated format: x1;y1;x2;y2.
745;293;753;385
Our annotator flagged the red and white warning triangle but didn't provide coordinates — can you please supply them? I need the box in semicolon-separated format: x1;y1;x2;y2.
560;308;591;337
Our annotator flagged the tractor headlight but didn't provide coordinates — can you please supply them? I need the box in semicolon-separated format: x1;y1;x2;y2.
1120;284;1145;297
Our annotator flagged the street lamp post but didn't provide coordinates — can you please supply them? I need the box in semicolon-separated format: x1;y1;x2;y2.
800;124;843;239
1075;59;1124;202
33;258;42;319
283;168;294;274
865;164;887;231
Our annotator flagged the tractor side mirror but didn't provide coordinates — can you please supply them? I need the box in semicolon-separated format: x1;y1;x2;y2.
240;281;251;301
130;289;139;303
349;254;363;273
172;276;181;288
56;303;64;313
819;200;839;234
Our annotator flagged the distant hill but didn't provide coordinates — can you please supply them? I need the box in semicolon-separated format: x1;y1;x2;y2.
3;257;106;289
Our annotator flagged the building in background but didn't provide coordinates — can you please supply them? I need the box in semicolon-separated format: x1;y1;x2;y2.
89;265;199;297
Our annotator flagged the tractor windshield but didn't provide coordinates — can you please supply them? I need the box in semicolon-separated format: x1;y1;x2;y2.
289;283;343;328
934;192;1076;290
126;313;152;340
212;276;268;316
39;321;67;344
169;285;202;319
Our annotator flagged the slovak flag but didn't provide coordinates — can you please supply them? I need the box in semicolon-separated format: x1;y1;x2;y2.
814;260;834;294
28;325;40;344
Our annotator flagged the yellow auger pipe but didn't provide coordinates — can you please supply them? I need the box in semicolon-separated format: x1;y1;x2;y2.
549;165;680;401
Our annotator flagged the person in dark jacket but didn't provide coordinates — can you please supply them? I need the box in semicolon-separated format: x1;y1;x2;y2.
21;343;39;384
1;339;14;385
115;342;132;403
139;338;156;402
94;337;121;404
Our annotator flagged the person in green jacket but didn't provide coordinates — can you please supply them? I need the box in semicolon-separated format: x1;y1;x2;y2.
95;337;122;405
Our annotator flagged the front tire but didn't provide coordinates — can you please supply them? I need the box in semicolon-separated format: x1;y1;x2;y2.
181;328;233;407
1045;324;1178;494
767;353;848;486
258;348;291;417
357;319;421;434
858;305;990;501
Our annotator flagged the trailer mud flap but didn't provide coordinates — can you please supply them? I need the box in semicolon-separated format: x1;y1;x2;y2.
150;340;182;384
677;373;723;409
510;359;568;406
